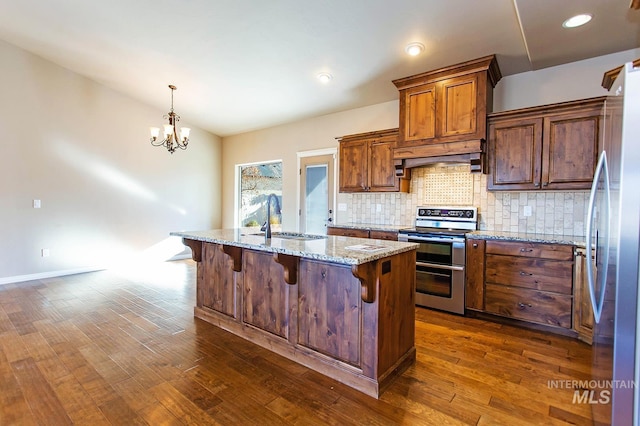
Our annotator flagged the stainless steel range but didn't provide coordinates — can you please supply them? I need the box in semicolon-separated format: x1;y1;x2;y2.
398;206;477;314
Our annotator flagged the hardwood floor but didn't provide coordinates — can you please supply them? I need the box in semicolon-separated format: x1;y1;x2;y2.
0;260;602;425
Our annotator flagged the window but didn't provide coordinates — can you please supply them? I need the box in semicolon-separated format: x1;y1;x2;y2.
238;161;282;227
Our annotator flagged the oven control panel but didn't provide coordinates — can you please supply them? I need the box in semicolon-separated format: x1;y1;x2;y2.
417;207;476;220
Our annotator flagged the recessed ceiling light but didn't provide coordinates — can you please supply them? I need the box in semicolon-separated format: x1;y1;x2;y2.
405;42;425;56
562;13;593;28
317;72;332;83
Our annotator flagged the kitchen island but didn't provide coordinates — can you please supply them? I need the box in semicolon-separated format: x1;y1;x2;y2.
171;228;417;398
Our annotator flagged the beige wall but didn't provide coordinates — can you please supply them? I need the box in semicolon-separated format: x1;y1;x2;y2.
221;101;399;230
221;48;639;234
0;40;222;281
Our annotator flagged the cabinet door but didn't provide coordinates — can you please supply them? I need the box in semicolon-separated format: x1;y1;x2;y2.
465;239;485;311
488;117;543;190
573;248;594;343
327;227;369;238
339;138;368;192
542;109;601;190
243;250;292;339
369;138;399;191
369;230;398;241
297;260;361;367
438;74;478;139
200;242;236;317
401;83;436;144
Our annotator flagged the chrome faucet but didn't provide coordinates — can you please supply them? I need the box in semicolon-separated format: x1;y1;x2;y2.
261;193;281;241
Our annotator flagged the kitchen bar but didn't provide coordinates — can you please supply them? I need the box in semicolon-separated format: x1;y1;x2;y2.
171;229;418;398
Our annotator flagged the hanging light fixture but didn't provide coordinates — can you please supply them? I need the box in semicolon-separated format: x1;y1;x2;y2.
150;84;190;154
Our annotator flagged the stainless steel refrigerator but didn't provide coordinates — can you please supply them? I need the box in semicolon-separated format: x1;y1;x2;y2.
586;61;640;424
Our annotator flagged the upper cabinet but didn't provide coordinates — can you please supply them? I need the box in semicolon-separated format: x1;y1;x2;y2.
487;97;606;191
338;128;410;193
392;55;502;173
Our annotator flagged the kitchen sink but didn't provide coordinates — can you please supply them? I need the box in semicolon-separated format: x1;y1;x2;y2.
243;232;327;241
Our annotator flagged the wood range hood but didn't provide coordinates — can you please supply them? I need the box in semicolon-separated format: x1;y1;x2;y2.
392;55;502;174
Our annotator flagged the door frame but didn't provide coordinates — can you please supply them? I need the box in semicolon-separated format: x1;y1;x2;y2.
296;148;337;233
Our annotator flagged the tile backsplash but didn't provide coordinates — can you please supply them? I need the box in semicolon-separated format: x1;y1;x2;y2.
337;165;589;237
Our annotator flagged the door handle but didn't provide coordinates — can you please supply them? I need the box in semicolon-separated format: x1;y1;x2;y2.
585;151;610;324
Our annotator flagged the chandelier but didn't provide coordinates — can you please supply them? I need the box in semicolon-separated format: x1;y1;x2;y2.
150;84;190;153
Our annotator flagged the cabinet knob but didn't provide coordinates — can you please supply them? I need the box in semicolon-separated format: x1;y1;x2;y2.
472;243;478;248
534;182;540;187
542;182;548;187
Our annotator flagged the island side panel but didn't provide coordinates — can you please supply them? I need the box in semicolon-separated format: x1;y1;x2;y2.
200;242;237;318
362;250;416;380
243;249;292;339
297;259;361;367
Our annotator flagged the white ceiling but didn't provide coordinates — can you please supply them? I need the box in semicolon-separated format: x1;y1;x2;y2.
0;0;637;136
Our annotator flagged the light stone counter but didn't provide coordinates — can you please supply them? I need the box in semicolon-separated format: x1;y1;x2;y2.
467;230;586;247
170;228;418;265
329;223;411;233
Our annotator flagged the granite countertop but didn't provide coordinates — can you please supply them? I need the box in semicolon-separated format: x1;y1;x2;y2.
329;223;410;232
330;222;586;247
467;230;586;247
171;228;418;266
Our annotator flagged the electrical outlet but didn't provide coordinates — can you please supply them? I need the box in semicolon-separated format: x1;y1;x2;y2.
338;203;347;212
523;205;532;217
33;199;41;208
41;248;50;257
376;204;382;212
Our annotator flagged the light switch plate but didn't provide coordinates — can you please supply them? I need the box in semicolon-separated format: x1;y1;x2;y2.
33;199;41;208
523;205;532;217
338;203;347;212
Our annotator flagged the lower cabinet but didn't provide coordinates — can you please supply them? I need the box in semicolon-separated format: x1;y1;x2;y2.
466;238;595;340
573;247;594;343
327;226;398;241
188;240;417;398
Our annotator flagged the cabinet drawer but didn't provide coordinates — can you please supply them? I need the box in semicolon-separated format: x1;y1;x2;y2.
327;227;369;238
485;255;573;294
486;240;573;260
369;230;398;241
485;284;572;329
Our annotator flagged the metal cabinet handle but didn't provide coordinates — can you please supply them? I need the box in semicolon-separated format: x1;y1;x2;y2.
519;271;533;276
520;248;534;253
518;302;533;309
542;182;548;187
534;182;540;187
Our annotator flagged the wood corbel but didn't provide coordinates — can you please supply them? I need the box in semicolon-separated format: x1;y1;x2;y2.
351;262;378;303
182;238;202;262
221;245;243;272
273;253;298;285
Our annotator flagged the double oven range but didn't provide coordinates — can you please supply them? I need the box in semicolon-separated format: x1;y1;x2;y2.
398;206;477;315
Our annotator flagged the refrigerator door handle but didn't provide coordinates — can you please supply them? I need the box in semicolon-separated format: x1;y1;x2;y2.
585;151;610;324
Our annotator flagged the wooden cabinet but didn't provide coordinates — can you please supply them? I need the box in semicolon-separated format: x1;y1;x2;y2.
199;242;237;318
484;240;574;329
327;227;398;241
573;247;594;343
184;238;417;398
392;55;502;172
488;97;605;190
338;128;409;193
465;239;485;311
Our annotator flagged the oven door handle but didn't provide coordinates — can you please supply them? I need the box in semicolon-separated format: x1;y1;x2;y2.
416;261;464;271
401;235;466;244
